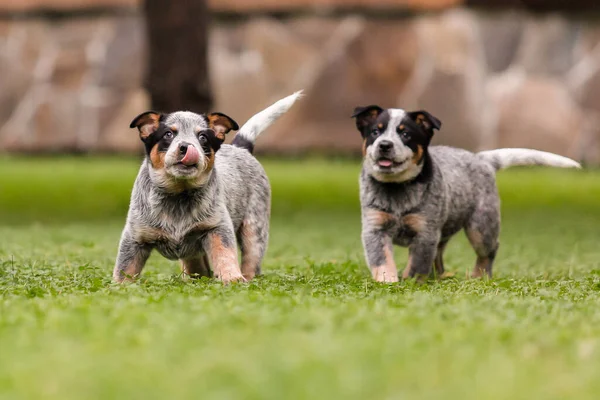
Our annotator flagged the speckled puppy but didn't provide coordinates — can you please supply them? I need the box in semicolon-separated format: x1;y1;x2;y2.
352;105;581;282
113;91;302;284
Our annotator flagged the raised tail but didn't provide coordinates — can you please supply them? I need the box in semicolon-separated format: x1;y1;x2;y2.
231;90;303;153
477;148;581;171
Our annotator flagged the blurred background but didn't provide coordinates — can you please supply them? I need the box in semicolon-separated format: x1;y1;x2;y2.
2;4;600;398
0;0;599;162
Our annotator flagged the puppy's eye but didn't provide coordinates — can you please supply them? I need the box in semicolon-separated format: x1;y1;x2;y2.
371;129;380;137
199;135;208;145
400;131;411;140
164;131;174;139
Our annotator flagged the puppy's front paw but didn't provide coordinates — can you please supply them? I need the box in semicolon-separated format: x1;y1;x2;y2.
374;275;399;283
372;266;399;283
113;272;138;284
216;269;247;285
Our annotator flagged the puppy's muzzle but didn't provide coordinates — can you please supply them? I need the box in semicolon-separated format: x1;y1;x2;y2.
375;140;396;168
179;142;200;166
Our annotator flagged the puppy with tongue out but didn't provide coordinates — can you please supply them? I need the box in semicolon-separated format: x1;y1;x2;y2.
113;91;302;284
352;104;580;284
133;110;234;191
352;105;442;283
353;107;437;184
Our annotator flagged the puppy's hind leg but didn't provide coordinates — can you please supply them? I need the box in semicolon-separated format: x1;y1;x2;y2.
465;207;500;279
238;218;268;281
180;254;212;279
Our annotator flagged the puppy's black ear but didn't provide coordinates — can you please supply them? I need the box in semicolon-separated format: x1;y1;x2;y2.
208;112;239;142
351;105;383;136
407;111;442;134
130;111;162;141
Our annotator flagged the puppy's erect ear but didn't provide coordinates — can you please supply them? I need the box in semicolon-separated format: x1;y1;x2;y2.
407;111;442;134
351;105;383;135
207;112;239;142
130;111;162;141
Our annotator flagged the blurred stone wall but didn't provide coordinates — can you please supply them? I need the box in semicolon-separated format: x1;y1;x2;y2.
0;1;599;163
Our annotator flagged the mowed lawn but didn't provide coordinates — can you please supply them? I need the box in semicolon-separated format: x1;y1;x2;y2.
1;156;600;400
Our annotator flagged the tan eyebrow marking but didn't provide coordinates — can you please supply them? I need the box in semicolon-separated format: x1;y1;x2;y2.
169;125;178;132
377;123;383;129
399;124;405;130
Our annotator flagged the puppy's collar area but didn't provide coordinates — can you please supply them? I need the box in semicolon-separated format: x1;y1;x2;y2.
149;166;216;195
153;178;214;197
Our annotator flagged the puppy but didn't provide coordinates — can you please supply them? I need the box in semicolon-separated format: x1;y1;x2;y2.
352;105;581;282
113;91;302;284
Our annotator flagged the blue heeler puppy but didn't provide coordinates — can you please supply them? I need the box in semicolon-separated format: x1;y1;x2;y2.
113;91;303;284
352;105;581;282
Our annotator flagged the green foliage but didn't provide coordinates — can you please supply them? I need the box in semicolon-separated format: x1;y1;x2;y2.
1;157;599;399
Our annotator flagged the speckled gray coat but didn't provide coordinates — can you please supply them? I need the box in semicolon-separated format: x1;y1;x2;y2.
353;106;581;282
115;145;270;282
113;92;302;284
360;146;500;281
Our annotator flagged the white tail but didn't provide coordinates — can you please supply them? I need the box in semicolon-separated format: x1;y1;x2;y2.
232;90;303;152
477;148;581;171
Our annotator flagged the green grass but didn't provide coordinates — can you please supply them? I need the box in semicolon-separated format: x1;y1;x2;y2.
1;156;600;400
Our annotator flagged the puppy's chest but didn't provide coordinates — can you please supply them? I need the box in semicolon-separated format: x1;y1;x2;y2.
364;207;426;246
132;216;219;259
363;187;426;241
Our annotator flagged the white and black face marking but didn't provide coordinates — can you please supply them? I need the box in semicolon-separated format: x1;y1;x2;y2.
130;110;238;191
352;106;441;183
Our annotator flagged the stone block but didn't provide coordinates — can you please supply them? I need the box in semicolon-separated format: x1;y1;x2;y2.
489;71;582;158
514;15;578;76
400;9;487;151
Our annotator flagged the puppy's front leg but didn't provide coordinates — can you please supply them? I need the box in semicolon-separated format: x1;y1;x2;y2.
402;233;440;281
204;228;245;284
362;228;398;283
113;231;152;282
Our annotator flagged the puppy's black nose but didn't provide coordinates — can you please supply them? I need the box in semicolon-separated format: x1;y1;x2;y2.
378;140;393;152
179;143;189;153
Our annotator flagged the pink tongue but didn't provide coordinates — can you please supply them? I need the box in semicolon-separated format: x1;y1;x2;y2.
181;146;200;166
378;159;393;167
